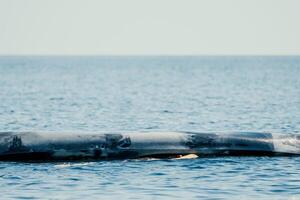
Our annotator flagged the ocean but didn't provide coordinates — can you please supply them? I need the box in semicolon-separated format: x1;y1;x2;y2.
0;56;299;199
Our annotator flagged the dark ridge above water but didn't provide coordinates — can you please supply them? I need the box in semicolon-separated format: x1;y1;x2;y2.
0;131;299;162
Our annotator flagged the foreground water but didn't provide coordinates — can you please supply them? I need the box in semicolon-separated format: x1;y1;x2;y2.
0;56;299;199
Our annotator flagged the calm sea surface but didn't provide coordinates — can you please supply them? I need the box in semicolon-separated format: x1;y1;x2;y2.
0;56;299;199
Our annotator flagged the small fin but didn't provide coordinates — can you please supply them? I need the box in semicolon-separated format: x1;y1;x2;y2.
175;154;198;160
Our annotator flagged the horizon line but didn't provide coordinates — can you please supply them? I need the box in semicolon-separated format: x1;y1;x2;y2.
0;54;300;57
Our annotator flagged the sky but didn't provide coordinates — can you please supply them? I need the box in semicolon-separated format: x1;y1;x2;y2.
0;0;300;55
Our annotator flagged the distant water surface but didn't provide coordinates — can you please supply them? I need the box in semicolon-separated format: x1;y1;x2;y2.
0;56;299;199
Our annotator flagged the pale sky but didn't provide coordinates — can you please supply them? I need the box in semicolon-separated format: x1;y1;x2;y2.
0;0;300;55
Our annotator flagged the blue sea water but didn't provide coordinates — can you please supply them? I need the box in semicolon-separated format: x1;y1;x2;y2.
0;56;299;199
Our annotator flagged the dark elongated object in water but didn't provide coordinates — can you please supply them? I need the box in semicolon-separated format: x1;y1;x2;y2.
0;131;299;161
